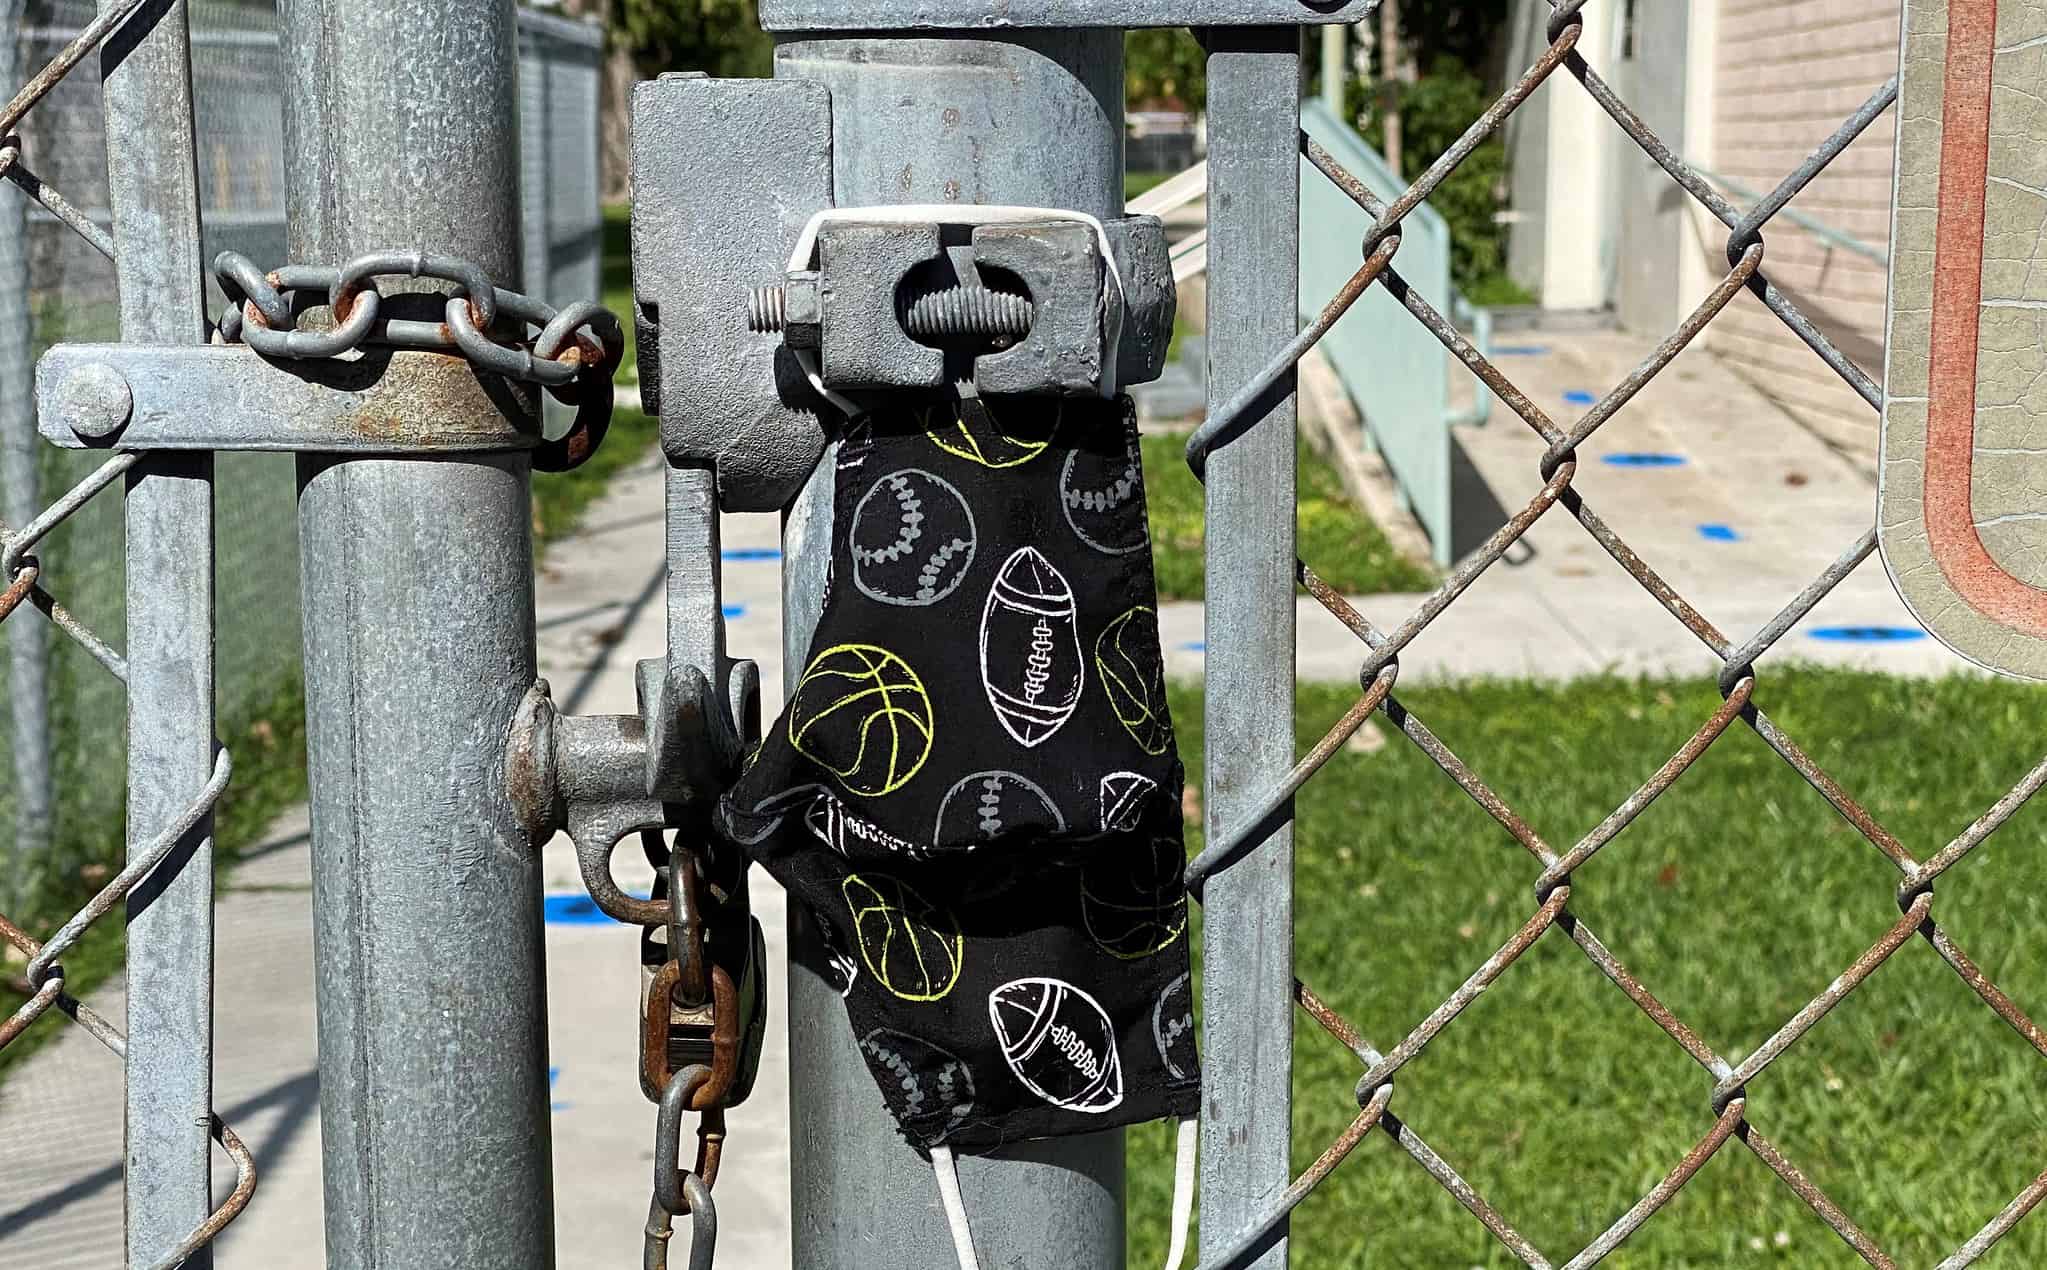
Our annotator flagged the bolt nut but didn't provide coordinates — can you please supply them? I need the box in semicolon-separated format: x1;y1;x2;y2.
58;363;133;441
782;272;823;352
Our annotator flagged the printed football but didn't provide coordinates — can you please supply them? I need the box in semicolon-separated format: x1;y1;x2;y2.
979;547;1085;749
806;790;928;860
987;977;1124;1113
1097;771;1158;834
935;770;1066;848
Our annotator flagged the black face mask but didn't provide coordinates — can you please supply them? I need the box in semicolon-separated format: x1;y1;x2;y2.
716;394;1199;1156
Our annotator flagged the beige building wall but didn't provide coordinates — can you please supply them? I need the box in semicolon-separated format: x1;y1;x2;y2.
1705;0;1902;464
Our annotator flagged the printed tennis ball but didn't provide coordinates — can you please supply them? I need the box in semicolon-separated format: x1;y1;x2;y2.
923;402;1055;469
842;873;963;1003
1079;834;1188;960
1059;436;1148;555
934;770;1066;848
850;468;978;607
987;977;1124;1113
859;1028;978;1140
1095;606;1173;756
1097;771;1158;835
1151;971;1197;1082
789;643;934;798
979;547;1085;749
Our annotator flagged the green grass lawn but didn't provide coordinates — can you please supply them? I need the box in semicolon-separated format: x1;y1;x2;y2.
1142;432;1434;601
1131;671;2047;1267
602;201;638;382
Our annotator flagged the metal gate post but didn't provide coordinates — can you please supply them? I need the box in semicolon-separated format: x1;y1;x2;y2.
278;2;556;1265
775;29;1129;1268
99;2;220;1264
1199;28;1299;1270
0;0;50;890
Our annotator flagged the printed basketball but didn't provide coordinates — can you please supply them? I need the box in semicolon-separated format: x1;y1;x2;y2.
807;791;928;860
789;643;934;798
934;771;1066;848
922;402;1055;469
1095;606;1172;756
979;548;1085;749
1059;437;1148;555
987;977;1124;1113
859;1028;978;1140
1079;834;1188;960
1151;971;1197;1082
850;469;978;607
842;873;963;1002
1097;771;1157;835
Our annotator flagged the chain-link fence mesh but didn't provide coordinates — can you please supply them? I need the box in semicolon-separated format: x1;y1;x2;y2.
0;0;602;929
1174;2;2047;1265
0;2;604;1261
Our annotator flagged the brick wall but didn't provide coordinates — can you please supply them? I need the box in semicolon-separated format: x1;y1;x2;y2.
1708;0;1901;464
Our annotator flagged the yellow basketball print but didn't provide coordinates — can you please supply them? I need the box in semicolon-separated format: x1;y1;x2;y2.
789;643;935;798
1079;836;1188;960
922;402;1058;469
1095;606;1173;756
843;873;964;1002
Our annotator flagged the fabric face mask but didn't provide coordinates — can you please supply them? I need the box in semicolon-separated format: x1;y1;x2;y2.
714;394;1199;1262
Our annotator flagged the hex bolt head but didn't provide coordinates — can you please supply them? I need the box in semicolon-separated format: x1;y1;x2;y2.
59;363;134;441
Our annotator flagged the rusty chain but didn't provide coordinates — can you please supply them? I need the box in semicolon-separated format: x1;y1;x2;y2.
213;249;626;472
1177;2;2047;1266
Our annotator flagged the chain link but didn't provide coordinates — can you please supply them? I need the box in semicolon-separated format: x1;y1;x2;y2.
211;249;626;472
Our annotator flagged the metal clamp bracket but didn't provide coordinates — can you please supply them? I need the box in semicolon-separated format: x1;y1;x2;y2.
34;344;539;453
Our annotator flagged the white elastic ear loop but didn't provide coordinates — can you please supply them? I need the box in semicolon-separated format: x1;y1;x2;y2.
1164;1116;1198;1270
932;1144;983;1270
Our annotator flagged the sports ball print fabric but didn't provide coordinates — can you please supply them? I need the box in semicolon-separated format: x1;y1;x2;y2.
716;396;1199;1153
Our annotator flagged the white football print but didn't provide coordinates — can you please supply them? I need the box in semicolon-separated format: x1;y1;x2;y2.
1151;971;1197;1082
859;1029;978;1139
979;547;1085;748
805;791;929;860
988;977;1124;1113
935;771;1066;848
850;468;978;607
1059;440;1148;555
1097;771;1157;834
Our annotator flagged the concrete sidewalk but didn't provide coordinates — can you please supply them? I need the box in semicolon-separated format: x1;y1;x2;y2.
0;322;1974;1270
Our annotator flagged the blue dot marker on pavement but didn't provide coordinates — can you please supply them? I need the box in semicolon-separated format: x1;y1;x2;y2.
1563;389;1599;406
544;892;623;925
1496;344;1550;357
723;547;781;561
722;603;746;620
1697;524;1740;542
550;1065;568;1112
1810;626;1926;643
1179;641;1207;653
1602;453;1688;468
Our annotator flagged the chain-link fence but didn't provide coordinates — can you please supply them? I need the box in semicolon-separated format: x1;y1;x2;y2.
0;0;602;928
10;0;2047;1264
1173;3;2047;1264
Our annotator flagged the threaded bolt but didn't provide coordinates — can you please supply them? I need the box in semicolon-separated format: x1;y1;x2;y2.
746;285;787;334
745;282;1034;343
902;285;1033;342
